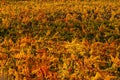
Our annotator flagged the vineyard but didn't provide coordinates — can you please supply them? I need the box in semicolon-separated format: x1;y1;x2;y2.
0;0;120;80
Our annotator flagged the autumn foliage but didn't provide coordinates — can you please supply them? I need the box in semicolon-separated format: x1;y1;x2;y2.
0;0;120;80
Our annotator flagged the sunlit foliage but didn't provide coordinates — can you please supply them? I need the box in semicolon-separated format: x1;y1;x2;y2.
0;0;120;80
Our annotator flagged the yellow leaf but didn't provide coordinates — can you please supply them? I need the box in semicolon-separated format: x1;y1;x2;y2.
46;30;51;36
104;75;116;80
93;72;102;80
